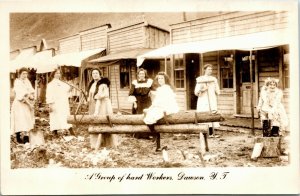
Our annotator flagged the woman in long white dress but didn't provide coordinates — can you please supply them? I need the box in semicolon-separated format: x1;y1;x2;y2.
143;72;179;152
46;68;73;136
11;67;35;143
194;64;220;137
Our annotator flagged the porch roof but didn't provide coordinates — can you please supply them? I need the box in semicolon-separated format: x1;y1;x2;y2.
53;48;105;67
89;48;153;63
10;48;36;72
137;29;289;66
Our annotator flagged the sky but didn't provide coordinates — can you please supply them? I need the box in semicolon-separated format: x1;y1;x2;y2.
10;12;218;51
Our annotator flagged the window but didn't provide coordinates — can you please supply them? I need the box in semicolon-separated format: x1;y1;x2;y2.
283;53;289;88
174;54;185;88
220;54;234;88
120;60;130;89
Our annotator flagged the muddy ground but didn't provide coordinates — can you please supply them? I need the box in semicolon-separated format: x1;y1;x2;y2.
10;109;290;169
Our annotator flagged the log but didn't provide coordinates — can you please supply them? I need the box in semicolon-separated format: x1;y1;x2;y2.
254;137;281;158
88;124;209;134
67;111;224;125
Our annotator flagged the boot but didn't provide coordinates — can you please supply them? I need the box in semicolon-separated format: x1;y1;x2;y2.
262;120;271;137
155;133;162;152
147;124;162;152
16;132;23;144
209;127;213;136
23;136;29;144
271;126;279;137
69;127;75;136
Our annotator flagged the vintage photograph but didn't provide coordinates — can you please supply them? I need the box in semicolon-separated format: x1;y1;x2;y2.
1;0;299;194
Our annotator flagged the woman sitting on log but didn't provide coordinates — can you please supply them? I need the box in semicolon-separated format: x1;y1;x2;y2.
257;77;288;137
143;72;179;152
128;68;154;139
87;69;118;148
11;67;35;144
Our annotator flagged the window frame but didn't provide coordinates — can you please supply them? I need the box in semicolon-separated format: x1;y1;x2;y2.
220;53;234;89
119;60;131;89
174;54;185;89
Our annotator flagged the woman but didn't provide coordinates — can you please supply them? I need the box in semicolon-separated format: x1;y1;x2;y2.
87;69;118;148
257;77;288;137
128;68;153;139
144;72;179;152
11;67;35;144
194;64;220;137
87;68;102;114
46;68;73;136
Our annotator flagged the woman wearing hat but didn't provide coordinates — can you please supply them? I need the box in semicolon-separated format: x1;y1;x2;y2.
257;77;288;136
11;67;35;143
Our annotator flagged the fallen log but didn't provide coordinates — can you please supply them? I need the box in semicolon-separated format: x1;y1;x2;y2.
88;124;209;134
67;111;224;125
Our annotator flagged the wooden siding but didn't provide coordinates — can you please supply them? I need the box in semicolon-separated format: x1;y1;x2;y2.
257;48;280;90
80;26;109;50
171;11;288;44
175;90;187;111
218;90;235;115
202;52;218;77
144;26;170;49
58;35;80;53
109;64;132;110
108;24;145;54
282;90;289;116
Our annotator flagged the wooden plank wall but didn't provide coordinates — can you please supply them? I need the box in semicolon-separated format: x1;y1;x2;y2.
144;26;170;49
202;51;234;114
171;11;288;44
108;23;145;54
58;35;80;53
257;48;280;90
175;90;187;111
80;26;109;51
109;64;132;111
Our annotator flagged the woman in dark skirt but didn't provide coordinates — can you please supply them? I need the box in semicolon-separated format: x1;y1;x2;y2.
128;68;154;139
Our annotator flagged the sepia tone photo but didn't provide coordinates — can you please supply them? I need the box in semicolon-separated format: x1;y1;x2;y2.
1;0;299;195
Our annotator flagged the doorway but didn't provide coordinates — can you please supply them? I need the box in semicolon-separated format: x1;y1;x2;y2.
185;53;200;110
236;51;258;115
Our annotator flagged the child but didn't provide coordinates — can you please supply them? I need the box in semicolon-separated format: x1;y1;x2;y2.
143;72;179;152
257;77;288;137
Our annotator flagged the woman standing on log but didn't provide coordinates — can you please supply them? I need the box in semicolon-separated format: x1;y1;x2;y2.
87;68;118;148
144;72;179;152
46;68;74;137
11;67;35;144
194;64;220;137
257;77;288;137
128;68;154;139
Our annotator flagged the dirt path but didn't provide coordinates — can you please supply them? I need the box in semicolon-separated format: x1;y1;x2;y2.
11;123;289;168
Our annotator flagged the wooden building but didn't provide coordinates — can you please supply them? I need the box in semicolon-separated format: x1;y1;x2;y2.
89;21;170;112
54;24;110;93
138;11;290;117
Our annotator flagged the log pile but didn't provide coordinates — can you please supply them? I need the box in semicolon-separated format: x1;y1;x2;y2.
68;111;224;149
67;111;224;133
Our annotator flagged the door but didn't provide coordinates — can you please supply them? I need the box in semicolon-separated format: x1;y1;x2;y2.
185;53;200;110
236;51;258;115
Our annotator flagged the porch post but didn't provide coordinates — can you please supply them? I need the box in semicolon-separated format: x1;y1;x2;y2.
250;50;255;135
164;56;167;73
